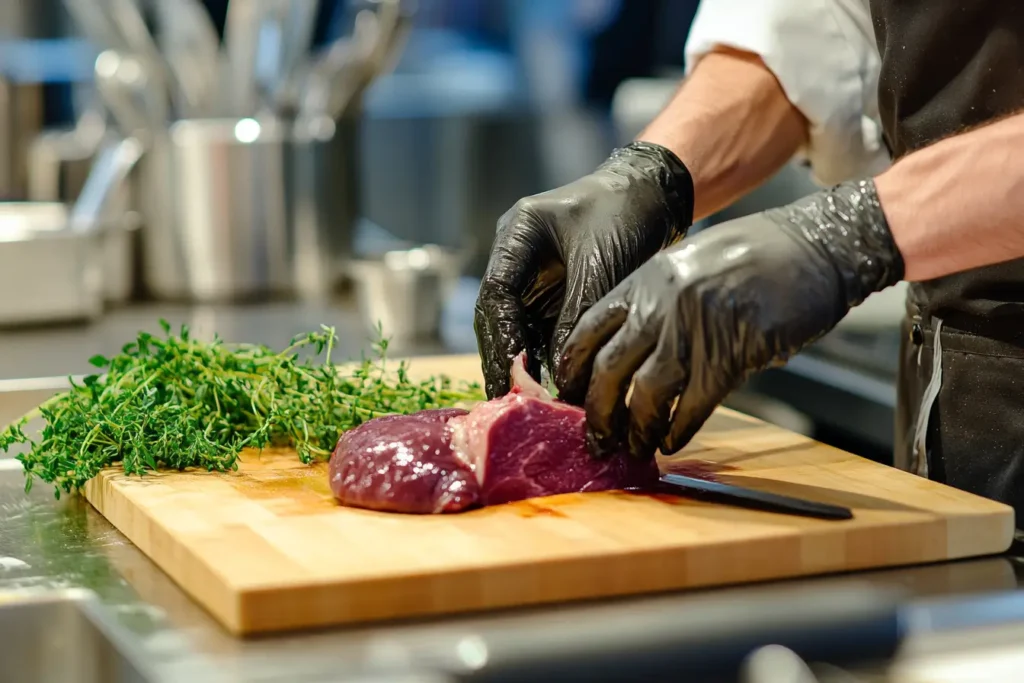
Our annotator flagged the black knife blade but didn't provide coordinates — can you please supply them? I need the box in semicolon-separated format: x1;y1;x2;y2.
658;473;853;520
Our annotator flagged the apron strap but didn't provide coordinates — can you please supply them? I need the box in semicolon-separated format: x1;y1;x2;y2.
910;318;943;478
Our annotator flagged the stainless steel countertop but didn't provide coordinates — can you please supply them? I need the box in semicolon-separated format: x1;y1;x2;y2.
4;290;1022;682
3;457;1024;683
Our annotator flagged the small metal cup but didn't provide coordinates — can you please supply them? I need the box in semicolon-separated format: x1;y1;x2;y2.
349;245;461;342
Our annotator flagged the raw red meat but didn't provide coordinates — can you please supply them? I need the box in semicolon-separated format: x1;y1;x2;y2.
329;355;661;513
327;407;477;513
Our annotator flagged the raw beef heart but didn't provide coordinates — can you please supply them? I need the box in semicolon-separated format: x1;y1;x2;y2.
329;356;660;513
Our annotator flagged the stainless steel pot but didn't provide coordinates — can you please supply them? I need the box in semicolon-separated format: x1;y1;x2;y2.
138;116;356;302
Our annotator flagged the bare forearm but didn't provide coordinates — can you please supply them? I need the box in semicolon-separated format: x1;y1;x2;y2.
638;47;809;221
875;112;1024;282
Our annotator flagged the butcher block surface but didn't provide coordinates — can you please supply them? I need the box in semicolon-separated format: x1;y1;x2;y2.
83;354;1015;635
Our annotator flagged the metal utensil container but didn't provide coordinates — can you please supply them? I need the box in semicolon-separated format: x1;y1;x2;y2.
139;116;356;301
349;245;461;341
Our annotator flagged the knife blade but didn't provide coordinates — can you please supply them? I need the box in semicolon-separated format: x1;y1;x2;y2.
659;472;853;520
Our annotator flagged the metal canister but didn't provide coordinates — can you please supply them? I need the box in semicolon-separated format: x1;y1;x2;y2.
138;116;357;302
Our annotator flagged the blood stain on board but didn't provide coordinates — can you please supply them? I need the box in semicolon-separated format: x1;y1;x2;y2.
510;500;568;518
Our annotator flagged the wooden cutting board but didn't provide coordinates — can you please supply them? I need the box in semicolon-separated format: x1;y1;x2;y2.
83;354;1015;635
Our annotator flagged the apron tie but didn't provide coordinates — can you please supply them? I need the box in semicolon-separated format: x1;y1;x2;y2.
910;318;943;478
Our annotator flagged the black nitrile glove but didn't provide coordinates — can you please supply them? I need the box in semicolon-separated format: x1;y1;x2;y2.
474;141;694;399
556;179;905;460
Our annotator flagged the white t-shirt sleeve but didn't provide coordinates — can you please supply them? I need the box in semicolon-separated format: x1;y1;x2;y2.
684;0;890;186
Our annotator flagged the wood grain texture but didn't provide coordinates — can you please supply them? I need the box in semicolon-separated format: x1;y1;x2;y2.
83;354;1015;635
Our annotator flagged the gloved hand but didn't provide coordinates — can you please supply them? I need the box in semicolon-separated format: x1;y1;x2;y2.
556;179;905;460
474;141;695;399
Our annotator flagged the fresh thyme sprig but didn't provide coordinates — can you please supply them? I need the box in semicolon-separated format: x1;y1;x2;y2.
0;320;484;498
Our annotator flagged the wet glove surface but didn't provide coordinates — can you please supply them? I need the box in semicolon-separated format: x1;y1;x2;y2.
556;179;905;460
474;141;694;399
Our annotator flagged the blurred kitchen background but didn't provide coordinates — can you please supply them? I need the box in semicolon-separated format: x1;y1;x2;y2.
0;0;904;464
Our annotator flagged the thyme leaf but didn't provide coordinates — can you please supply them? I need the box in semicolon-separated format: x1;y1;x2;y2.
0;322;483;498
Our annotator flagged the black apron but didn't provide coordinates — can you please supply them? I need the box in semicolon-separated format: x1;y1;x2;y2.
870;2;1024;525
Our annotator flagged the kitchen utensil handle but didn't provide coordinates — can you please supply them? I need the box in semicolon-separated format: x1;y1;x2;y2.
61;0;131;53
224;0;263;116
94;51;149;140
68;137;144;234
659;473;854;520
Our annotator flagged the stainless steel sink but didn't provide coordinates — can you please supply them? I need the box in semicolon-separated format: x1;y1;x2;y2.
0;589;155;683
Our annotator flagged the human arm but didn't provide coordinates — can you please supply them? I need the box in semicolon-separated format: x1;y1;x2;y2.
681;0;890;186
638;48;807;221
473;0;885;400
473;48;806;398
555;107;1024;460
876;111;1024;281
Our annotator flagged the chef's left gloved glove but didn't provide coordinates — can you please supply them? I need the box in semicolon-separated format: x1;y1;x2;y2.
556;179;905;460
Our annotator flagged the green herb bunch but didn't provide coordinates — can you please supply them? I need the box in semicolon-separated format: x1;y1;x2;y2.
0;320;484;498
